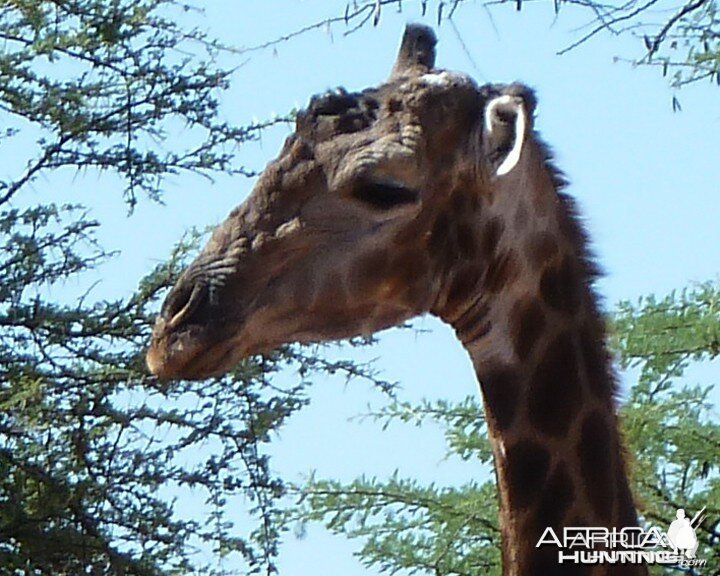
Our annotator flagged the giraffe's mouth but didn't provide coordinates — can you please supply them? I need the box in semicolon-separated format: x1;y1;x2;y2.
147;288;306;380
147;280;256;380
146;318;245;380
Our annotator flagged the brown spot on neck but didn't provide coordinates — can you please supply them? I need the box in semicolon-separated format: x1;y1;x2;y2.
480;364;521;431
504;440;551;510
578;410;616;523
511;298;546;361
539;257;582;315
528;331;582;437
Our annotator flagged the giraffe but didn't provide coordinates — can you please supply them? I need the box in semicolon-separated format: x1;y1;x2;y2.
147;25;648;576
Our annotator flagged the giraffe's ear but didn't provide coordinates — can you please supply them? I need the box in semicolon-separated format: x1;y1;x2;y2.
483;88;534;176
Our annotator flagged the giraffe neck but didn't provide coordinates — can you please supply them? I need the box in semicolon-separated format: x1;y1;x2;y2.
464;318;643;575
433;141;647;576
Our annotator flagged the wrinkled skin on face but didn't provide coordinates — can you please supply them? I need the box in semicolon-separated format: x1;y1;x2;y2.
147;25;533;379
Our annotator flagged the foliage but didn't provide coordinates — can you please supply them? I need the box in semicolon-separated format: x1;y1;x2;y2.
294;473;500;576
615;283;720;574
291;283;720;575
0;208;388;575
0;2;385;575
0;0;285;209
289;399;501;575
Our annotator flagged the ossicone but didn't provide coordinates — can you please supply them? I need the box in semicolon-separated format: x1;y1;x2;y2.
392;24;437;77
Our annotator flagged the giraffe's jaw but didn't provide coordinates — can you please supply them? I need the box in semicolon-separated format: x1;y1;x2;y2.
146;295;416;380
145;296;344;380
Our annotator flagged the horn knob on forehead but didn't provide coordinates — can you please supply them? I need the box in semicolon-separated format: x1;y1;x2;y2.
392;24;437;77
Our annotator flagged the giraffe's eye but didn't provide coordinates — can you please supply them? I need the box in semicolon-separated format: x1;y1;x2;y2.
351;180;419;210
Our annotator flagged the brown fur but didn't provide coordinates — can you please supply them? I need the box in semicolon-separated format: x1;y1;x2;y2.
147;25;647;576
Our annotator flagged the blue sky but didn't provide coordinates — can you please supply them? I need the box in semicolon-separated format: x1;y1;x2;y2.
18;1;719;573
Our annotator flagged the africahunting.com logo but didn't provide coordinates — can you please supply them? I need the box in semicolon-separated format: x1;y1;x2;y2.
537;507;708;568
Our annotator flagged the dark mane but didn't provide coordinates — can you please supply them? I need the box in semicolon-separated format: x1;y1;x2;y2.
538;139;621;402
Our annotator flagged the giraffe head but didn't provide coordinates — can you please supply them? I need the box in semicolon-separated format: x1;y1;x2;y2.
147;25;536;379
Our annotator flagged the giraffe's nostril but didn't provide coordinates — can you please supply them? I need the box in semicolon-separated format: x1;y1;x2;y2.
163;282;208;330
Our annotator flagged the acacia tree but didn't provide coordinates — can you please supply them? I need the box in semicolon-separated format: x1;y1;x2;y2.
0;2;393;574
